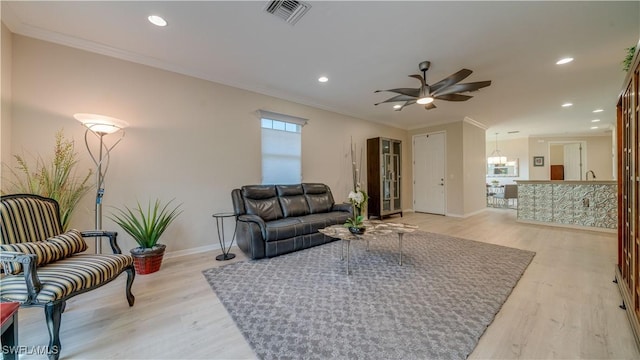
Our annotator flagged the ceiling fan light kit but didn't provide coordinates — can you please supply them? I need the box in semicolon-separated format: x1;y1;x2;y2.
375;60;492;111
416;96;434;105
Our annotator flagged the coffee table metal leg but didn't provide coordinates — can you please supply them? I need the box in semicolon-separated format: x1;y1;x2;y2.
346;240;351;275
398;233;404;265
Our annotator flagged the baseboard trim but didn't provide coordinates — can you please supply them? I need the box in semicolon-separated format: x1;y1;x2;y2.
164;243;220;259
516;219;616;233
446;208;486;218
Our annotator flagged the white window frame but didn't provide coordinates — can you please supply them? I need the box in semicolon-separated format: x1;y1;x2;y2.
258;110;307;185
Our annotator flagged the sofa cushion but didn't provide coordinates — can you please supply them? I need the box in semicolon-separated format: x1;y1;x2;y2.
302;183;335;214
1;241;63;275
276;184;304;196
302;183;328;194
305;193;333;214
242;185;283;221
299;212;351;233
0;253;133;303
264;218;305;242
279;195;309;217
0;195;64;245
245;198;283;221
47;229;88;256
0;229;87;275
242;185;277;199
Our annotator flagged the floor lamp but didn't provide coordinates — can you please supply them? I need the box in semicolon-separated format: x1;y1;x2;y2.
74;113;129;254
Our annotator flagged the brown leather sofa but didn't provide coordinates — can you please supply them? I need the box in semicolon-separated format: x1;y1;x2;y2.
231;183;351;259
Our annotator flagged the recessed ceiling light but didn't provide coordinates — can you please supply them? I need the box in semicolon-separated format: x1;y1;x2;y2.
148;15;167;27
562;103;573;107
393;104;402;109
318;76;328;83
556;57;574;65
593;109;604;113
591;119;600;123
590;126;599;130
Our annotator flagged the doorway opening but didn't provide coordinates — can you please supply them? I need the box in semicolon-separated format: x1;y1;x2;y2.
548;141;587;180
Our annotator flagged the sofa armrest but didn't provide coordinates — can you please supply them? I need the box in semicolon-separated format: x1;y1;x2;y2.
81;230;121;254
236;214;268;259
332;202;353;214
238;214;266;236
0;251;41;304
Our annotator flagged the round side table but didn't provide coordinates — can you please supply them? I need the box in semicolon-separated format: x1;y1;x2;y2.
212;212;237;261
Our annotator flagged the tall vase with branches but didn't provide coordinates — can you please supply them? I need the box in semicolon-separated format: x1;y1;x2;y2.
345;137;368;230
1;130;93;230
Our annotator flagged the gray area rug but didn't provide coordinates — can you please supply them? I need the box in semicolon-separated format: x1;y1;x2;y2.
202;231;535;360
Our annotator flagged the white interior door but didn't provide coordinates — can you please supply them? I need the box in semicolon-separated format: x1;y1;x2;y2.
564;143;583;180
413;132;445;215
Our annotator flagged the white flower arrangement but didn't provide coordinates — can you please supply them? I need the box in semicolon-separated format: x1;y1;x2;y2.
348;189;366;208
345;138;368;229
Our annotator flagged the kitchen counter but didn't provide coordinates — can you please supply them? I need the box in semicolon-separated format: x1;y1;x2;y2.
516;180;616;185
515;180;617;232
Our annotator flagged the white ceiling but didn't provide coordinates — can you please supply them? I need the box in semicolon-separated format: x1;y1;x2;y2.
3;1;639;138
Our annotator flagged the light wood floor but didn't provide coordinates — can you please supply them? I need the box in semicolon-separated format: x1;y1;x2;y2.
16;209;640;359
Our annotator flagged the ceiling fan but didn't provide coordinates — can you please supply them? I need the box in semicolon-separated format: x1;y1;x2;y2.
375;61;492;111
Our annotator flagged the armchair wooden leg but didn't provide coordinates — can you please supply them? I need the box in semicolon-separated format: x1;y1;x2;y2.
45;302;64;360
125;266;136;306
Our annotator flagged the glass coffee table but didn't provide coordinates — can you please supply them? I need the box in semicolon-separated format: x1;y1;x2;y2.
319;221;418;275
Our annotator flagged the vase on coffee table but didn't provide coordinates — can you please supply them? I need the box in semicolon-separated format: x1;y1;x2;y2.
348;226;366;235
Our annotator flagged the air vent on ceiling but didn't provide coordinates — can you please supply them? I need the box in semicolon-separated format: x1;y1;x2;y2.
264;0;311;25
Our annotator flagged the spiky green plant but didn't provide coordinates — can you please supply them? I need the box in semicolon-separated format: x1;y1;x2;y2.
108;199;182;249
2;130;93;230
623;46;636;72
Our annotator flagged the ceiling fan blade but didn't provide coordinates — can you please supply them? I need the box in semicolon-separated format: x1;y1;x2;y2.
429;69;473;93
432;80;492;97
374;94;416;106
425;102;437;110
395;100;417;111
374;88;420;98
409;74;426;87
434;93;473;101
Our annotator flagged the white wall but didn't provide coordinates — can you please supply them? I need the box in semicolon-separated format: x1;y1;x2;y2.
485;135;614;182
463;121;487;215
485;136;529;185
529;135;614;180
3;33;410;254
409;120;486;217
1;22;12;166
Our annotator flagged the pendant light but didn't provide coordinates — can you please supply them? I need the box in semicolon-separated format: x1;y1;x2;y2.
488;133;507;165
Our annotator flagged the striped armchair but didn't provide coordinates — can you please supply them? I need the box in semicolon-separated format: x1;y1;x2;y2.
0;194;135;360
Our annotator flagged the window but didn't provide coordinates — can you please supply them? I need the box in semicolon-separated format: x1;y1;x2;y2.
259;110;307;184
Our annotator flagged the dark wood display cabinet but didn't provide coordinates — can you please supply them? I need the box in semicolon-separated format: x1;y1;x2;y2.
367;137;402;219
616;44;640;349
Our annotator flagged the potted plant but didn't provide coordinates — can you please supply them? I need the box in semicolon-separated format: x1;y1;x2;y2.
2;130;93;230
345;185;368;234
109;199;182;275
344;137;368;235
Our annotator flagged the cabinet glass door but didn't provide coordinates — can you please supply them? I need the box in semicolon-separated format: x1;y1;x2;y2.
392;152;401;210
382;140;391;211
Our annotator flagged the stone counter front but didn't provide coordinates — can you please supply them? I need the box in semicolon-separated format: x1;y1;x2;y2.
516;180;617;231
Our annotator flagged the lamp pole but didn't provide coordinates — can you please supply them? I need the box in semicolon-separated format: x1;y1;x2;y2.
74;114;128;253
94;131;106;252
